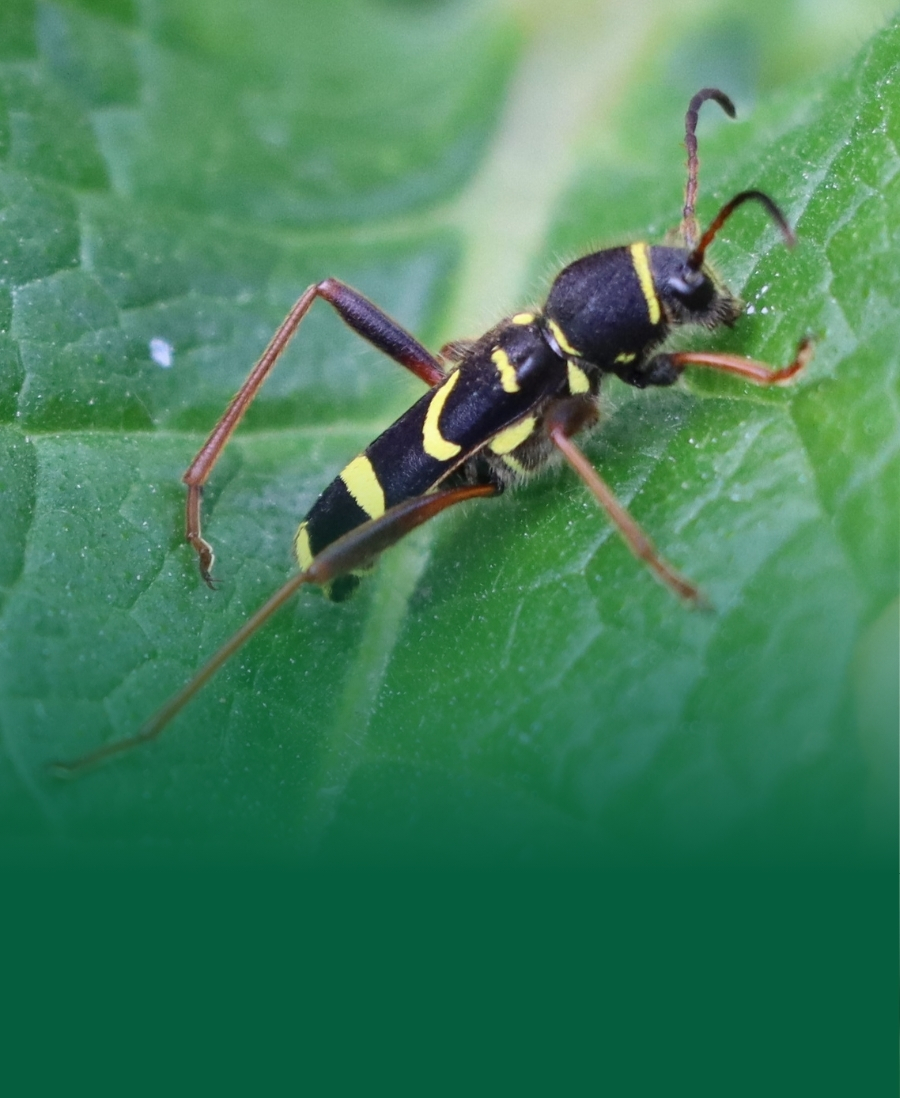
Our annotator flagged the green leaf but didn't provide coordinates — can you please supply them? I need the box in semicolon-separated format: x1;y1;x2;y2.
0;0;895;865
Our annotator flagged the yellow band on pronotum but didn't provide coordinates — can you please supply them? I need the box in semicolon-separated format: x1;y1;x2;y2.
629;243;661;325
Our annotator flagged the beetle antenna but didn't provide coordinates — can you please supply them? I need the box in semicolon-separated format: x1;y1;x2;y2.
682;88;736;250
687;189;795;270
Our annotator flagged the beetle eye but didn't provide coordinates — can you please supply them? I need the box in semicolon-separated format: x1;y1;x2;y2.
667;272;715;312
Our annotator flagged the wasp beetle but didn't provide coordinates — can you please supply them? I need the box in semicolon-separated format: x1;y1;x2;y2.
52;88;812;777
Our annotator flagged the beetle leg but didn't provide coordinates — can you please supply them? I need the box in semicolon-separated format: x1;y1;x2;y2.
184;279;447;587
663;335;813;385
51;482;498;778
547;399;705;605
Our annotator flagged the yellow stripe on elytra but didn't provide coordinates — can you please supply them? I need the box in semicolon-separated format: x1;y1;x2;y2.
340;453;386;519
489;416;536;455
294;521;313;570
567;360;591;394
615;352;636;364
629;243;661;325
491;348;520;393
511;312;534;326
423;370;462;461
547;319;580;357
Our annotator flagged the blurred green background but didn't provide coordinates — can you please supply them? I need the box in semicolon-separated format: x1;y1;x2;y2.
0;0;896;867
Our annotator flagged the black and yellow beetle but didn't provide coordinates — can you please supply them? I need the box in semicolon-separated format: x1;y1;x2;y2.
52;88;812;777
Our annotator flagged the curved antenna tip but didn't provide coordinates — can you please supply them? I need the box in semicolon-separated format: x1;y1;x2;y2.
689;87;736;119
682;88;739;249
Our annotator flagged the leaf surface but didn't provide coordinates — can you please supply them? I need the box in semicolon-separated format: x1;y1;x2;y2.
0;0;895;865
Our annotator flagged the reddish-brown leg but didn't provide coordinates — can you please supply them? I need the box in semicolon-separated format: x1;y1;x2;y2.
184;278;447;586
547;399;705;605
49;482;497;779
668;336;814;385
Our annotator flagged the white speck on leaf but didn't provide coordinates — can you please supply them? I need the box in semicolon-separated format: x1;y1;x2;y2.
150;338;174;368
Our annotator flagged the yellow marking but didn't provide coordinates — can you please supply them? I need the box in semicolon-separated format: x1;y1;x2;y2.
511;312;534;326
340;454;386;519
629;242;661;325
567;360;591;394
489;416;536;455
502;454;529;477
294;522;313;570
491;348;520;393
423;371;462;461
615;352;636;364
547;319;580;357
